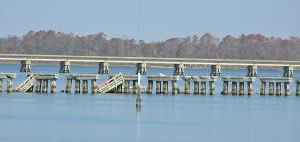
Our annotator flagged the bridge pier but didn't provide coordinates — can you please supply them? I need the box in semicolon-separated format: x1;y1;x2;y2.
0;79;2;92
173;63;184;75
136;63;147;75
200;81;206;95
284;82;290;96
50;79;56;93
65;74;99;94
163;81;168;94
98;61;109;74
66;79;72;93
91;80;97;94
75;80;81;94
156;81;161;94
247;81;253;95
239;82;244;95
222;81;229;95
20;60;31;72
82;80;88;93
210;64;221;76
269;82;274;95
194;81;199;95
184;77;191;94
247;65;258;77
260;81;266;95
283;66;293;78
59;61;70;73
172;80;178;95
147;80;153;94
276;82;281;96
296;80;300;96
232;81;237;95
124;80;130;94
42;79;48;93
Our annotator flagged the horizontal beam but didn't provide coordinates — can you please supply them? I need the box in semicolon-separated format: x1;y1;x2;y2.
0;54;300;67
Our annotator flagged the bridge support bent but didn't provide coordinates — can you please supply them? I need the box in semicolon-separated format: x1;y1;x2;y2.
98;61;109;74
173;63;184;75
59;61;70;73
136;63;147;75
20;60;31;72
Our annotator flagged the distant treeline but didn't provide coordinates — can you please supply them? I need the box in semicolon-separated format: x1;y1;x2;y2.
0;30;299;60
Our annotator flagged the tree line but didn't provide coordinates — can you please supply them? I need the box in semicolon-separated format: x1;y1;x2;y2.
0;30;299;60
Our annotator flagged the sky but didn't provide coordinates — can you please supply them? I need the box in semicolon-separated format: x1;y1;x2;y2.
0;0;299;41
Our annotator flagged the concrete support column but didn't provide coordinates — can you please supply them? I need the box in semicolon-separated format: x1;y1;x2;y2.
65;79;72;93
269;82;274;95
163;81;168;94
283;66;293;78
124;80;130;94
59;61;70;73
260;81;266;95
20;60;31;72
276;82;281;96
232;82;237;95
296;82;300;96
209;81;215;95
194;81;199;95
200;81;206;95
173;63;184;75
247;65;258;77
239;82;244;95
222;81;229;95
247;82;253;96
98;61;109;74
210;64;221;76
117;84;122;93
35;79;41;93
91;80;97;94
136;63;147;75
50;79;57;93
156;81;161;94
82;80;88;93
172;80;178;95
75;80;81;94
0;79;2;92
184;79;191;94
133;80;139;94
42;79;48;93
147;80;153;94
7;78;13;93
284;82;290;96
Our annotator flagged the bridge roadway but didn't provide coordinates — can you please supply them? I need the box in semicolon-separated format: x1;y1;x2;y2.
0;54;299;67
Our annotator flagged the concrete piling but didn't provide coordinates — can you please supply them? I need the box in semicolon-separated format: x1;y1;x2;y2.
239;82;244;95
117;84;122;93
260;81;266;95
50;79;56;93
194;81;199;95
124;80;130;94
7;78;13;93
42;79;48;93
247;82;253;96
269;82;274;95
184;79;191;94
75;79;80;94
156;81;161;94
209;81;215;95
284;82;290;96
91;80;97;94
133;80;139;94
163;81;168;94
35;79;41;93
276;82;281;96
147;80;153;94
296;81;300;96
231;81;237;95
200;81;206;95
66;79;72;93
0;79;2;92
283;66;293;78
222;81;229;95
172;80;178;95
82;80;88;93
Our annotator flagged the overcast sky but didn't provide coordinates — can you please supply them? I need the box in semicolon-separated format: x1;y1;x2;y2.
0;0;299;41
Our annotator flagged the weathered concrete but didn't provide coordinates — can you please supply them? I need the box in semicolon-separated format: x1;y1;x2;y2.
0;79;2;92
222;81;229;95
124;80;130;94
35;79;41;93
276;82;281;96
173;63;184;75
7;78;13;93
91;80;97;94
82;80;88;93
184;77;191;94
209;81;215;95
260;81;266;95
210;64;221;76
172;80;178;95
20;59;31;72
247;82;253;96
65;79;72;93
59;60;70;73
98;61;109;74
163;81;168;94
136;63;147;75
269;82;274;95
200;81;206;95
194;81;199;95
147;80;153;94
51;79;57;93
239;82;244;95
284;82;290;96
133;80;139;94
247;65;258;77
296;80;300;96
232;81;237;95
75;80;81;94
156;81;161;94
42;79;48;93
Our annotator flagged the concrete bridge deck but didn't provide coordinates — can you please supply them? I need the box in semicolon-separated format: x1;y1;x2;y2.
1;54;300;67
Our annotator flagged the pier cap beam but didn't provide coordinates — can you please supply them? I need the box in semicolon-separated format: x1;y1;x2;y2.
20;59;31;72
59;60;71;73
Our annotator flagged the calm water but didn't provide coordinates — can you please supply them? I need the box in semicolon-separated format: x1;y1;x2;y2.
0;64;299;142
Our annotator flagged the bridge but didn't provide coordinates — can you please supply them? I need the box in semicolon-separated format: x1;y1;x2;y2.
0;54;297;77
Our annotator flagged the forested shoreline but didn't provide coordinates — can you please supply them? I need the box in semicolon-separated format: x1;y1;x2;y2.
0;30;299;60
